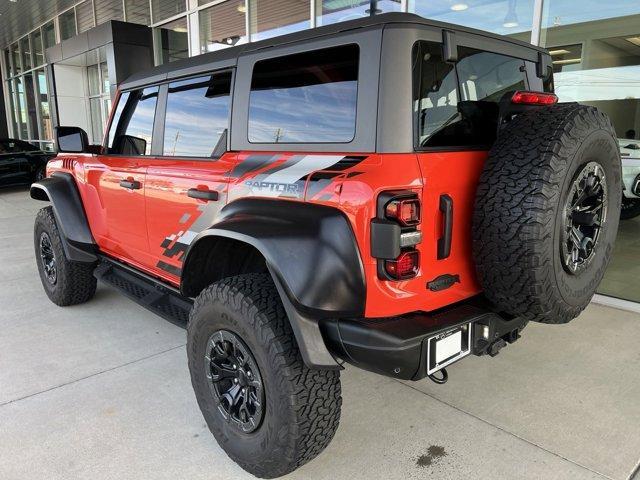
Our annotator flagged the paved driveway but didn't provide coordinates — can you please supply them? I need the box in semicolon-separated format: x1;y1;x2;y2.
1;187;639;480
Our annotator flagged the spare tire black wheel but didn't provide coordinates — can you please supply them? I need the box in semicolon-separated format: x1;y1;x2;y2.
473;103;621;324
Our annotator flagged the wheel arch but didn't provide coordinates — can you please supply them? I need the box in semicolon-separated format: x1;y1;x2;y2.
30;172;97;263
180;198;367;369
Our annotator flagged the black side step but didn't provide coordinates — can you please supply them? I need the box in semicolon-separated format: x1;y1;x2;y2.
94;260;193;328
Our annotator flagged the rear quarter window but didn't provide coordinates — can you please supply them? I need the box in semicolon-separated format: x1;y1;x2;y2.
248;44;359;144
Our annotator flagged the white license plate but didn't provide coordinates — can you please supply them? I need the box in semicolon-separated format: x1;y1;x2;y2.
427;323;471;375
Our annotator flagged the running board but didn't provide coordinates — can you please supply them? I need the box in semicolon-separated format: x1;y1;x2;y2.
94;260;192;327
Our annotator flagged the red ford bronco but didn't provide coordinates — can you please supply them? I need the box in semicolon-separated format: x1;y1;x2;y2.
31;13;621;478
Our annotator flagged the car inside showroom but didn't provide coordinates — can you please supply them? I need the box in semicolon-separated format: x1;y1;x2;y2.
0;1;639;479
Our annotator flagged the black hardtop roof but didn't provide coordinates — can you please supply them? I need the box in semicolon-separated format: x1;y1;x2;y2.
120;12;546;90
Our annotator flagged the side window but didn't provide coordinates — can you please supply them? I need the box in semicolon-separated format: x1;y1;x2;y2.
414;42;528;148
248;44;359;143
163;72;231;158
107;87;158;156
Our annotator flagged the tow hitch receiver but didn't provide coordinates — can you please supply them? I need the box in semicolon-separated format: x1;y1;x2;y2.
321;300;528;382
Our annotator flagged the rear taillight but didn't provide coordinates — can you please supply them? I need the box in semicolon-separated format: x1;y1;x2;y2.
385;198;420;226
384;250;419;280
372;191;422;281
511;91;558;105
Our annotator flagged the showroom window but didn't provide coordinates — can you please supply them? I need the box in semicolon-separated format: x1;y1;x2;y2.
249;0;310;41
152;0;187;23
76;0;96;34
59;9;77;41
199;0;247;53
408;0;535;37
540;0;640;303
248;44;359;143
154;16;189;64
163;72;232;157
317;0;400;26
124;0;152;25
109;87;159;155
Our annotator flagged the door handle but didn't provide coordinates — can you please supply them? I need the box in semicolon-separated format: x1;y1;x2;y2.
437;194;453;260
120;179;141;190
187;188;219;201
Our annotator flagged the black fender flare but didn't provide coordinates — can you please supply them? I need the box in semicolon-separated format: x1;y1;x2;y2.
30;172;97;263
181;198;366;369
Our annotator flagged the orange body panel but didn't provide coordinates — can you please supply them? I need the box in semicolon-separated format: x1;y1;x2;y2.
49;149;486;318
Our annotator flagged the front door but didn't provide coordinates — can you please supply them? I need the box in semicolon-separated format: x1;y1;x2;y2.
143;71;236;283
84;86;160;269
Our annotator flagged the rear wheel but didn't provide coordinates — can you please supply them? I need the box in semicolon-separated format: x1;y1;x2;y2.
187;273;341;478
621;197;640;220
473;104;621;324
34;207;97;306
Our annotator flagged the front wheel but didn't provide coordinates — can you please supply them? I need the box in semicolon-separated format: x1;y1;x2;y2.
621;197;640;220
34;206;97;306
187;273;342;479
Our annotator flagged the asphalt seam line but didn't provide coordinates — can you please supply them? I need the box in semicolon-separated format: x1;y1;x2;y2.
394;378;615;480
0;343;186;407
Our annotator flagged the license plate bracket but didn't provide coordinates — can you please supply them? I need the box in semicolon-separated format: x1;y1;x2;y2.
426;322;472;375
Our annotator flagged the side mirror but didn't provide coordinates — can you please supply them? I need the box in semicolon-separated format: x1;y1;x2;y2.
56;126;89;153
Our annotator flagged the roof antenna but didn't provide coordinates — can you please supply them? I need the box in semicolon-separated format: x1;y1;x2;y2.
366;0;381;16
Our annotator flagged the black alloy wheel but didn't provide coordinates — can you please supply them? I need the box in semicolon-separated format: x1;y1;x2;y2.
206;330;264;434
561;161;608;275
39;231;57;285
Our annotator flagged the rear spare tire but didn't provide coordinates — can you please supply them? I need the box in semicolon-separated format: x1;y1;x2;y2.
473;103;621;324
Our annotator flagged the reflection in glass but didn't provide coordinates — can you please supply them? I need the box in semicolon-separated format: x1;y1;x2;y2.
4;48;13;78
540;1;640;302
408;0;534;36
125;0;151;25
42;21;56;49
15;77;28;138
249;45;359;143
76;0;96;33
31;30;44;67
199;0;247;53
88;65;101;96
250;0;310;41
112;88;158;155
36;70;52;141
318;0;400;26
154;17;189;65
108;92;131;148
163;73;232;157
20;37;32;72
12;44;21;75
151;0;187;23
59;9;77;41
23;73;38;139
95;0;125;24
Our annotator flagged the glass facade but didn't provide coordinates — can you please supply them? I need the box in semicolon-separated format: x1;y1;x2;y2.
0;0;639;304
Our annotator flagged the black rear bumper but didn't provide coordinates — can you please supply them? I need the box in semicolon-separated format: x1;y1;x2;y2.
320;298;527;381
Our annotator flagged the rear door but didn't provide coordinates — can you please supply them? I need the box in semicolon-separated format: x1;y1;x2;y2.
83;87;159;268
413;40;536;299
144;71;236;282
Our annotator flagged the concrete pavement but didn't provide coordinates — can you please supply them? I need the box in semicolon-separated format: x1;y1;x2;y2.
1;186;639;480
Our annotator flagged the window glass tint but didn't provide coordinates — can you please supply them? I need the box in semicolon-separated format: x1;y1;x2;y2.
107;91;130;148
248;44;359;143
414;42;528;148
163;72;232;157
108;88;157;155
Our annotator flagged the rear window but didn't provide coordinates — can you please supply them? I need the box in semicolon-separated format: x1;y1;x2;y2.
163;72;232;157
413;42;530;149
248;44;359;144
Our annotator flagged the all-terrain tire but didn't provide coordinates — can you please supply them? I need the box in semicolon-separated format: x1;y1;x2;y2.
34;206;97;306
621;197;640;220
473;104;621;324
187;273;342;479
